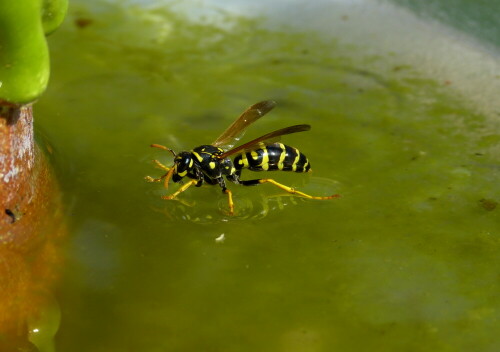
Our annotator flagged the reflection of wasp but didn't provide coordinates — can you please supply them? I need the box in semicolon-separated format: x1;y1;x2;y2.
152;194;307;224
145;101;339;215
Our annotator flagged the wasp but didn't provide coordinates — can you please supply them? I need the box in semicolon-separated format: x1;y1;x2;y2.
145;101;339;215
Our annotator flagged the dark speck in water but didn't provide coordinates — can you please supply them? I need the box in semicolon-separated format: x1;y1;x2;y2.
479;198;497;211
75;18;93;28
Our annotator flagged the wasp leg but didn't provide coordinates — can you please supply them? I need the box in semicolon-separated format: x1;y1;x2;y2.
145;172;168;183
218;177;235;215
147;166;175;189
162;179;198;200
145;169;170;188
145;175;166;183
153;159;170;171
239;178;340;200
223;188;235;215
145;160;172;183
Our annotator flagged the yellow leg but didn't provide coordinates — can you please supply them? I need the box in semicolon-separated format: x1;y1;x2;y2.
145;160;171;183
148;144;176;187
153;159;170;171
146;164;175;189
145;175;160;183
145;174;167;183
162;179;197;200
145;167;170;185
258;178;340;200
223;188;235;215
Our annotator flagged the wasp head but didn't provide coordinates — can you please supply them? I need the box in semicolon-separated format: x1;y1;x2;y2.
172;151;194;182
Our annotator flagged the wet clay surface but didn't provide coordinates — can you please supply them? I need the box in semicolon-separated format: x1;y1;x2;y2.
0;105;66;346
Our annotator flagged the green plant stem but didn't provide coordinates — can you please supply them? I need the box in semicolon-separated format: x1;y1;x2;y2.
42;0;69;35
0;0;67;105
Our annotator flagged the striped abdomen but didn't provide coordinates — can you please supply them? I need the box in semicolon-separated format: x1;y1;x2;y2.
233;143;311;173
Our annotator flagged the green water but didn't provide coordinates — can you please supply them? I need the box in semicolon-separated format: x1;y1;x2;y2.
33;1;499;351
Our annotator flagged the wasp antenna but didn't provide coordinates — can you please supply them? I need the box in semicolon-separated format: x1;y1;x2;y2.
151;144;176;157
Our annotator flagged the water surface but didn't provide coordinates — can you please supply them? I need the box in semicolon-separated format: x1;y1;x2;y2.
34;1;500;351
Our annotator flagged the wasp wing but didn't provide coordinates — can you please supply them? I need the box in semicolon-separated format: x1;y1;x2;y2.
218;124;311;159
212;100;277;149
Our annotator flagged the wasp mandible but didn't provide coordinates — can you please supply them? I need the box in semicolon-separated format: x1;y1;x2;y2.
145;101;339;214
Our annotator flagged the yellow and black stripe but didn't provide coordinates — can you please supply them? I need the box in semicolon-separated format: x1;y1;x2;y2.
233;143;311;173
